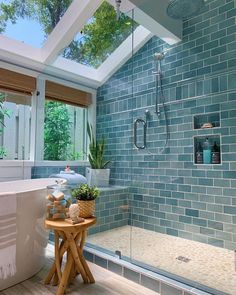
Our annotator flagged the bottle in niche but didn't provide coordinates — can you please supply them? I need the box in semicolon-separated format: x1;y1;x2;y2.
195;142;203;164
203;137;211;164
212;142;220;164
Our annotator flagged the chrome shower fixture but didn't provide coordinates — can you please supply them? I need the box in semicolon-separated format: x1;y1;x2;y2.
115;0;122;20
167;0;205;20
154;52;165;61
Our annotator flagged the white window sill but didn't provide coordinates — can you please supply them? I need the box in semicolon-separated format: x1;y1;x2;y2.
34;160;89;166
0;160;35;167
0;160;89;167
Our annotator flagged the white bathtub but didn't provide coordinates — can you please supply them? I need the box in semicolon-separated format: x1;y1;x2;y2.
0;178;62;291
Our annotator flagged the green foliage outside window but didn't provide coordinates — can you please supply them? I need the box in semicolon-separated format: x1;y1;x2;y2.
63;1;137;68
0;92;11;158
44;101;72;160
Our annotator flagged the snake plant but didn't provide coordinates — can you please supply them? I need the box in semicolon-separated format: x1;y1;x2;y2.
87;122;111;169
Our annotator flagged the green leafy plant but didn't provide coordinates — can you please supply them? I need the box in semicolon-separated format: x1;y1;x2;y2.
44;101;72;160
71;184;100;201
0;92;10;159
68;145;84;160
0;92;11;131
0;146;7;158
87;122;111;169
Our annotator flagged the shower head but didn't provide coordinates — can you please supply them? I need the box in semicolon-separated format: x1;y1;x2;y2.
154;52;165;61
167;0;205;20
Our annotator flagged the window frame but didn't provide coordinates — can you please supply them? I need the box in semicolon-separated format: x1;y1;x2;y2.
0;72;96;165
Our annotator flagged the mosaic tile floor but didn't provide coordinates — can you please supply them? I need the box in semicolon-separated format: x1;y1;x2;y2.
87;225;236;295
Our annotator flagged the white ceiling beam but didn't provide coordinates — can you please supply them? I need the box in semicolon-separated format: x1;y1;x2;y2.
0;35;42;62
41;0;103;64
97;25;153;85
51;57;100;88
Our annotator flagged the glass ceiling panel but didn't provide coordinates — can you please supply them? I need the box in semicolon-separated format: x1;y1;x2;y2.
61;1;138;69
0;0;72;48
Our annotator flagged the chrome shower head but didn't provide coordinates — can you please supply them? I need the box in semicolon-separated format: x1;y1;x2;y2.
167;0;205;20
154;52;165;61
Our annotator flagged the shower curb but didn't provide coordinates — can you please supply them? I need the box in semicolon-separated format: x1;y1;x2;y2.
83;246;226;295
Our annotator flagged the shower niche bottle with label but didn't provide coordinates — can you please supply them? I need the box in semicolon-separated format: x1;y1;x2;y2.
203;137;211;164
212;142;220;164
195;142;203;164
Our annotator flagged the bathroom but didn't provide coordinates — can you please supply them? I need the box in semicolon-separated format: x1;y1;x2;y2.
0;0;236;294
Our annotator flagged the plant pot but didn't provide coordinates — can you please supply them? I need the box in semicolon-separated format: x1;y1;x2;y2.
86;167;110;187
77;199;95;218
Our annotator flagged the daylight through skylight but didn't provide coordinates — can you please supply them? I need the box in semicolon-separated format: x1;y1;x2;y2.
0;0;73;48
61;1;138;69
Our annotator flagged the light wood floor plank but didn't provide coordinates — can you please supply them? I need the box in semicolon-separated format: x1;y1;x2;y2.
0;260;160;295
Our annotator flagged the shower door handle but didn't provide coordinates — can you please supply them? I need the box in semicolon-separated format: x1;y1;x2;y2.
134;118;147;149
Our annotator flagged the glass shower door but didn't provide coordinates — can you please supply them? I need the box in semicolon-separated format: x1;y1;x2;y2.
129;3;236;294
85;4;135;261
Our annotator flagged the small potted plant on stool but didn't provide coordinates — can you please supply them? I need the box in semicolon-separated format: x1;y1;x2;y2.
71;184;100;218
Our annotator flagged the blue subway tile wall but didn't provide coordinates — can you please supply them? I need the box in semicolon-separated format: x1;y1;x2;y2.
31;165;86;178
97;0;236;250
89;187;130;234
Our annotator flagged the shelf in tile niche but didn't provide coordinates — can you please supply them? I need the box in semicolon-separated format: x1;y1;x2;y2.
194;135;221;165
193;112;220;130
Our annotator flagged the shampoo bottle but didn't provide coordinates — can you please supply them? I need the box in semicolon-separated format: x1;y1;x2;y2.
203;137;211;164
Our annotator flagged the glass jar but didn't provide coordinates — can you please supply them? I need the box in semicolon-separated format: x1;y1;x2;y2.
46;183;72;220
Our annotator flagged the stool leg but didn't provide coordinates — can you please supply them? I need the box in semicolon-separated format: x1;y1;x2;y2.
66;232;88;283
45;239;68;284
55;231;62;282
56;251;74;295
77;231;95;283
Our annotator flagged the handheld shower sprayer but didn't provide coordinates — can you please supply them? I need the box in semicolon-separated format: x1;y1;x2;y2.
153;51;165;116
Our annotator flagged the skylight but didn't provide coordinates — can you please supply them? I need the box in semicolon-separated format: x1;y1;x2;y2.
0;0;73;48
61;1;137;69
0;0;181;88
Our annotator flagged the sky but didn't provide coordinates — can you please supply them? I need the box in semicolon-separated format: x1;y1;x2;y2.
4;18;45;48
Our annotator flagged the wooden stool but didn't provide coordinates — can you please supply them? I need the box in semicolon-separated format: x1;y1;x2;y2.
44;218;96;295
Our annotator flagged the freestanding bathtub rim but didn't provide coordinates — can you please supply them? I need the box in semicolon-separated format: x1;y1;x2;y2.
0;178;66;194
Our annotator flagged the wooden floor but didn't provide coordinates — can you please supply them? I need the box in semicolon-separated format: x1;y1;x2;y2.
0;245;159;295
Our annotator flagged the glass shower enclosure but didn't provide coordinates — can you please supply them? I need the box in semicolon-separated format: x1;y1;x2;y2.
87;3;236;295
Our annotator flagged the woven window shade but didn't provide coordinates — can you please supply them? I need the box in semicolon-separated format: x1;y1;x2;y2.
45;80;92;107
0;68;36;95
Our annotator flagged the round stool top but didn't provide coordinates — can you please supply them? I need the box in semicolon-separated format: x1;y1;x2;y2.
45;217;96;232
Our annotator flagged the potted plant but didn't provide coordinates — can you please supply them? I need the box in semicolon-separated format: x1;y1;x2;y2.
71;184;100;218
86;122;111;187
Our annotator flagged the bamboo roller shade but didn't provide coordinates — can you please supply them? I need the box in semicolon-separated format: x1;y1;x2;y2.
45;80;92;107
0;68;36;95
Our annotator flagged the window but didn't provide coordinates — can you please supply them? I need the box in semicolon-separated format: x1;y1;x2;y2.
44;100;87;161
0;91;32;160
0;0;73;48
61;1;137;68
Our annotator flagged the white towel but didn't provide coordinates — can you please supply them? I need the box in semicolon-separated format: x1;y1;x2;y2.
0;192;17;279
